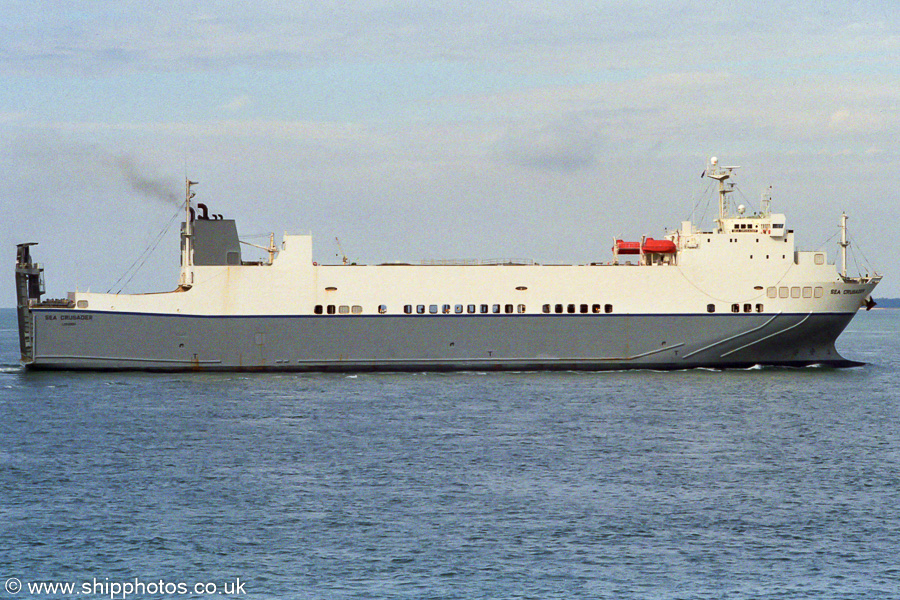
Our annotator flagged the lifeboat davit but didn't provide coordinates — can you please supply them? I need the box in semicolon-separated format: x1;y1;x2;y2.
614;240;641;254
642;238;677;254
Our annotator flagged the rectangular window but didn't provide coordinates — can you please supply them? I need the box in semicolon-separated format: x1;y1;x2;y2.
351;305;363;314
814;287;824;298
455;304;464;314
504;304;514;314
604;304;613;313
442;304;451;314
378;304;387;314
743;304;751;313
791;287;800;298
517;304;526;313
732;304;740;313
403;305;412;314
314;305;323;315
814;253;825;265
580;304;588;313
481;304;489;314
567;304;575;314
542;304;550;313
492;304;501;313
417;305;425;314
327;305;336;315
555;304;563;314
802;287;812;298
429;304;438;314
468;304;476;313
756;304;763;313
707;304;715;313
779;287;789;298
592;304;601;313
338;305;350;314
766;287;777;298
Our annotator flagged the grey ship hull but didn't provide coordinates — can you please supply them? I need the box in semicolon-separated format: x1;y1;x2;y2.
26;308;860;371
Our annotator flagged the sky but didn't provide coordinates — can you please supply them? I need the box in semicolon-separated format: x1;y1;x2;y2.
1;0;897;306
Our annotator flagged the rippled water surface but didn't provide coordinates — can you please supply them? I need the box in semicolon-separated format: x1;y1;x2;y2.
1;309;898;599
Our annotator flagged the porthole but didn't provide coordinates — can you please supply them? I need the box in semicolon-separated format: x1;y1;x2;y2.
515;286;527;291
325;286;337;291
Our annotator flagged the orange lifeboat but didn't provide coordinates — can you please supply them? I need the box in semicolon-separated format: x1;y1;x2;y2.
642;238;677;253
614;240;641;254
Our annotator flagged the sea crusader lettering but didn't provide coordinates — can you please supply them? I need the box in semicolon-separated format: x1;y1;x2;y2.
43;314;93;321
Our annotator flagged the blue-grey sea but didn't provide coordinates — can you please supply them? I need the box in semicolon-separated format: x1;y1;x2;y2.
1;307;898;600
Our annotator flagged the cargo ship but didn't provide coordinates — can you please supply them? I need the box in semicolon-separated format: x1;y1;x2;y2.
15;157;881;371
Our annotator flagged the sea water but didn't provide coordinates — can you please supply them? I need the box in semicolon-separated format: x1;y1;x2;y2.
1;308;898;599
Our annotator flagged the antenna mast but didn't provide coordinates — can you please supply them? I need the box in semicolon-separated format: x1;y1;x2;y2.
839;212;849;278
180;179;198;289
704;157;739;232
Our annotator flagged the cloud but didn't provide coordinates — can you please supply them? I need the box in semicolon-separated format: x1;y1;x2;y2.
221;95;251;113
